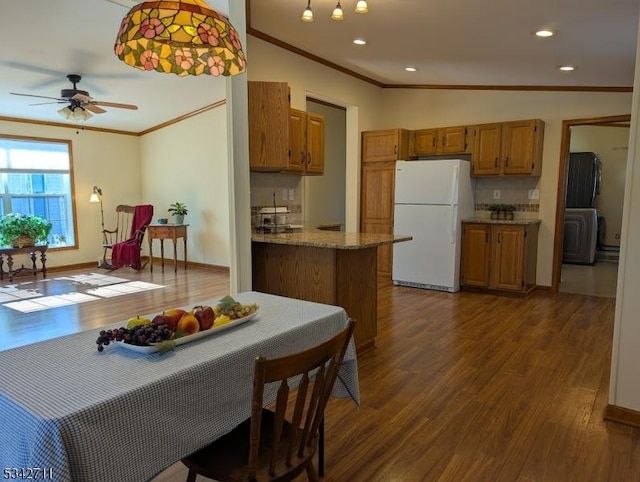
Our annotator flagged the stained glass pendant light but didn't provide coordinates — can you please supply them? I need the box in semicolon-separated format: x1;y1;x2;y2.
114;0;247;77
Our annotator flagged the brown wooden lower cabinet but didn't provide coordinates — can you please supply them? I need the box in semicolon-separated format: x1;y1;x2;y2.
252;242;378;352
461;222;539;294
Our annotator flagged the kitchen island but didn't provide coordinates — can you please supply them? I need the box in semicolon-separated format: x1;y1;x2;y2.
252;228;411;352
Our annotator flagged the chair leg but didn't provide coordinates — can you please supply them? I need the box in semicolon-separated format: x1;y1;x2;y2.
318;417;325;477
185;468;197;482
306;461;319;482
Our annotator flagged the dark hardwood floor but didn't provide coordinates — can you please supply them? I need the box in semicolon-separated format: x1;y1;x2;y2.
3;267;638;481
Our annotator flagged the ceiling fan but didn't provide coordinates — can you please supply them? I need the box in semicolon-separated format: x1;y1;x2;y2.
10;74;138;119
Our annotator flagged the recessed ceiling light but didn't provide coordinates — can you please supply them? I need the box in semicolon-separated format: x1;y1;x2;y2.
535;29;554;37
559;65;576;71
353;39;366;45
405;67;417;72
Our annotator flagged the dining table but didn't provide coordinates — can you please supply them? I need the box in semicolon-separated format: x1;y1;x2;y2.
0;291;359;482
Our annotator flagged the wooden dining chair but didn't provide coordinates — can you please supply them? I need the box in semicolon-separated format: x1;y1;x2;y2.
181;319;356;482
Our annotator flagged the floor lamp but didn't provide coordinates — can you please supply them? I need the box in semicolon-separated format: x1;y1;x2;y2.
89;186;108;268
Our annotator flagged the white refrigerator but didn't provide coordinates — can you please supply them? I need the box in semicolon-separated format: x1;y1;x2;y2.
392;159;475;292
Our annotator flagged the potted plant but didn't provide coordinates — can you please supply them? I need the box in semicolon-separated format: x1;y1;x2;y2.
0;213;53;248
168;202;188;225
504;204;516;220
488;204;501;220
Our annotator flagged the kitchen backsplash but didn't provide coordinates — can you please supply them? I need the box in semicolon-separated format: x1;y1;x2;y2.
473;177;540;216
249;172;304;225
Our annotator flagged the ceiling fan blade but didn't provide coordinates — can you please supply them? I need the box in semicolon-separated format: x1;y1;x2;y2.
83;103;107;114
10;92;63;101
93;101;139;110
28;101;67;106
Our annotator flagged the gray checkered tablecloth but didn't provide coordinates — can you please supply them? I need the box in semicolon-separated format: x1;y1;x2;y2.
0;291;359;482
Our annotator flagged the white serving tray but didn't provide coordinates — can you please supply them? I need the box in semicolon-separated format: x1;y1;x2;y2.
114;310;259;354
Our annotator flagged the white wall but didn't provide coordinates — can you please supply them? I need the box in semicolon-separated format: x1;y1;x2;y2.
139;106;231;267
0;120;141;267
570;125;629;247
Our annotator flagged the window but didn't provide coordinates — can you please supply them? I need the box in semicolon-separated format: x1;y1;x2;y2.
0;136;76;248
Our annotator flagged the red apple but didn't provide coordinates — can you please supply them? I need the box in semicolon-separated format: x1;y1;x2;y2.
152;312;176;332
193;305;215;331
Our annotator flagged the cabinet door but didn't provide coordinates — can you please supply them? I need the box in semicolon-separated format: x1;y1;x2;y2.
412;129;438;156
472;123;502;175
361;163;395;277
362;129;409;162
461;224;491;287
439;126;467;153
491;225;525;291
286;109;306;173
502;119;544;175
248;81;289;171
306;113;325;174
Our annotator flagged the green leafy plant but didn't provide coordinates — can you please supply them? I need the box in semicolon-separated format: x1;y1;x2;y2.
504;204;516;212
0;213;53;247
488;204;501;211
168;202;189;216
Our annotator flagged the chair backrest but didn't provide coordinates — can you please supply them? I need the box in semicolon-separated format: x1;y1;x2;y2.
248;319;355;480
110;205;136;245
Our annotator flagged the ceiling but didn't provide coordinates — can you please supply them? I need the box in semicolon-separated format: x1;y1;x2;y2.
1;0;638;134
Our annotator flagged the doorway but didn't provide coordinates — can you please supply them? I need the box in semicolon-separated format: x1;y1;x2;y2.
552;114;630;296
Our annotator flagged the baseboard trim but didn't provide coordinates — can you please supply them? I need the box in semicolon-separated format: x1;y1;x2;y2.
45;260;229;274
186;261;230;273
47;262;97;273
604;404;640;428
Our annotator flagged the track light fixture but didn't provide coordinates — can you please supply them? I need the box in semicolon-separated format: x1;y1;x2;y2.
301;0;368;22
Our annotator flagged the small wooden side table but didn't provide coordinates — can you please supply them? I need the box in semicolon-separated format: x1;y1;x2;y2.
147;224;188;273
0;245;48;282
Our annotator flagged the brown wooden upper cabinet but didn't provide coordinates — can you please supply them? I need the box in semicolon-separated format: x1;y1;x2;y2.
470;119;544;176
248;81;290;172
285;109;325;175
411;126;469;156
362;129;410;162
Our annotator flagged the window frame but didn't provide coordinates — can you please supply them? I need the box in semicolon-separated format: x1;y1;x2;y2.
0;134;78;252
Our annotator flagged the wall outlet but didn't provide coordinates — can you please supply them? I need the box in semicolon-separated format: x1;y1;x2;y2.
282;189;288;201
493;189;501;200
528;189;540;200
288;189;295;201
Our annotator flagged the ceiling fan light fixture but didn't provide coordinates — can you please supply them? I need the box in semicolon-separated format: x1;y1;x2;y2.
302;0;314;22
331;1;344;20
58;106;93;122
114;0;247;77
355;0;368;13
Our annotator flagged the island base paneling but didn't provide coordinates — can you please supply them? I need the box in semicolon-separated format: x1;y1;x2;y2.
252;242;377;352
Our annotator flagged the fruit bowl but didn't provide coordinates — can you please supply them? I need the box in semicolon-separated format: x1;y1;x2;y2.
114;310;259;354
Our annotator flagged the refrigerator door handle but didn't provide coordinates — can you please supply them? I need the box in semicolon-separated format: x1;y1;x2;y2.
449;205;456;244
451;165;459;205
449;165;459;244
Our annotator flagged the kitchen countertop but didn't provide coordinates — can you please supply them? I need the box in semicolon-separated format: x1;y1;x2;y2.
251;227;412;249
462;218;542;225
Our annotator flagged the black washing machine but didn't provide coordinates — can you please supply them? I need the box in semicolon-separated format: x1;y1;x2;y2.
563;208;599;265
